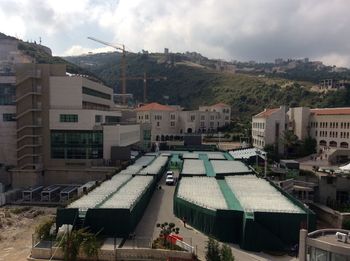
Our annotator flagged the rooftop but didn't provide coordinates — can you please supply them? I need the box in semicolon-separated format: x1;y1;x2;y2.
311;107;350;115
211;102;230;108
253;108;279;118
135;102;176;112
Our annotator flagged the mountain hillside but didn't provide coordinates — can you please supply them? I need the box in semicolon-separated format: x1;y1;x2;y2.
65;52;350;121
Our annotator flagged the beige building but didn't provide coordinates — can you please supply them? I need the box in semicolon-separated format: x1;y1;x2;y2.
12;63;140;187
135;102;231;146
299;229;350;261
252;106;288;153
253;106;350;160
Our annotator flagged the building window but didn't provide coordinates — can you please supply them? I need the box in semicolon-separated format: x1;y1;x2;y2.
170;114;175;120
170;121;175;127
190;115;195;122
82;87;111;100
95;115;102;123
210;115;214;120
200;122;205;127
155;115;162;120
60;114;78;122
3;113;16;122
145;114;149;120
105;116;120;124
200;115;205;120
0;84;16;105
51;130;103;159
157;121;160;127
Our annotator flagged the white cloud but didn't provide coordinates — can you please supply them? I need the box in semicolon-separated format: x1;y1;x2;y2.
63;45;115;56
1;0;350;66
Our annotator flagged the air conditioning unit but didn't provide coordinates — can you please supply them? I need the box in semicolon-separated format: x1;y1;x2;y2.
335;232;347;243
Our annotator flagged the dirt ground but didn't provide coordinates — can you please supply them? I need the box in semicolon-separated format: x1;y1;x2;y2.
0;206;56;261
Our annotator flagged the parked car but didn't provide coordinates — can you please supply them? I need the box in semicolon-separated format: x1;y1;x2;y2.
166;174;175;185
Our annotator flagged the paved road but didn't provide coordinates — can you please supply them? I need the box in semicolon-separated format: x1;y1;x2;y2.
127;170;297;261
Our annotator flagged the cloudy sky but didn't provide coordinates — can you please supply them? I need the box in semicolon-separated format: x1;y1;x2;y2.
1;0;350;66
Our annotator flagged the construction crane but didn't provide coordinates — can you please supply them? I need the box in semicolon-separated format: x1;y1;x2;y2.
124;72;167;103
87;36;127;103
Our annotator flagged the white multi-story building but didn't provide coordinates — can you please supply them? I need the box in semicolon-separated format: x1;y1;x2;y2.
252;106;350;161
251;106;288;153
136;102;231;144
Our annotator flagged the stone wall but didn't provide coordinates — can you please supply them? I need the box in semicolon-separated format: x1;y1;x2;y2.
30;247;193;261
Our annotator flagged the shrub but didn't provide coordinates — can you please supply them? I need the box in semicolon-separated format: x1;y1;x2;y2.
35;217;55;240
205;237;220;261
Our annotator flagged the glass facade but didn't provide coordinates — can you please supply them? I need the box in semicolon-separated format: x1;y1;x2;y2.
51;130;103;159
309;246;350;261
0;84;15;105
3;113;16;122
105;116;120;124
60;114;78;122
82;87;111;100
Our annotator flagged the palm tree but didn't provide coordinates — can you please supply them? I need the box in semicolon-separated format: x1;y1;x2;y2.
280;130;298;157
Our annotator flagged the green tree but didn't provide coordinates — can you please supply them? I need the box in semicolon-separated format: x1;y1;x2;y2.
281;130;298;157
58;228;100;261
220;244;235;261
156;222;180;245
205;237;221;261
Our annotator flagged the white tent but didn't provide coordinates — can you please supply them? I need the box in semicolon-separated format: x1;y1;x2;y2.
339;163;350;171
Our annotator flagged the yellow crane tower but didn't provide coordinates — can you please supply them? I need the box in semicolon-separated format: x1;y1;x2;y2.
87;36;127;103
124;72;167;103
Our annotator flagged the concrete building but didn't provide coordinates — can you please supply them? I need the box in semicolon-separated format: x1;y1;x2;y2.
135;102;231;147
299;229;350;261
253;106;350;161
251;106;288;153
11;63;140;187
0;76;16;166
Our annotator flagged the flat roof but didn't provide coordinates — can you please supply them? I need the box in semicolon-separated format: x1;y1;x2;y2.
182;159;206;175
225;175;304;214
211;160;252;174
177;177;228;210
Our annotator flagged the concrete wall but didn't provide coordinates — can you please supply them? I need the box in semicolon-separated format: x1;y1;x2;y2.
30;247;193;261
103;124;140;160
49;109;121;130
288;107;310;140
49;77;82;109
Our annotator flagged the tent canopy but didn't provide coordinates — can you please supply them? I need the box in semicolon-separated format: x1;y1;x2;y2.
339;163;350;171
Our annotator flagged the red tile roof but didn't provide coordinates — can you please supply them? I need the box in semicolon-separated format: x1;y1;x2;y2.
311;108;350;115
135;102;176;112
254;108;279;118
211;102;230;108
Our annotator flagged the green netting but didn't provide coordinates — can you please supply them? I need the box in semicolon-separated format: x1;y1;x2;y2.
174;196;217;236
199;154;216;177
56;208;79;230
215;209;243;243
174;181;243;243
170;154;182;170
84;208;130;236
268;180;316;231
254;212;306;247
241;213;285;251
224;152;235;160
217;180;243;211
81;177;157;237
